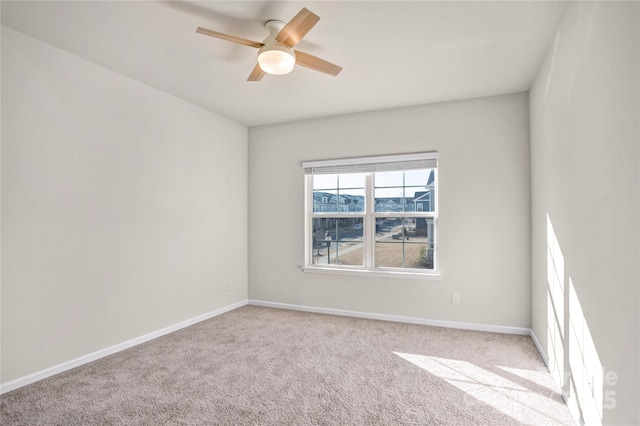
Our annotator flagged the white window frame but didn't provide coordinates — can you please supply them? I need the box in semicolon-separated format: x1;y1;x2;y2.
302;153;439;280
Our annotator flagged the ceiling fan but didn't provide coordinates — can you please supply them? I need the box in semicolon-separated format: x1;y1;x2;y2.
196;7;342;81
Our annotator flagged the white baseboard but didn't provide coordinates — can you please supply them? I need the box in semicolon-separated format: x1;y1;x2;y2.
0;299;248;395
528;329;575;424
2;299;551;397
248;299;531;336
529;328;549;367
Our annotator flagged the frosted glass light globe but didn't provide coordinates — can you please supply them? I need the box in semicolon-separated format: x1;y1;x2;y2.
258;47;295;75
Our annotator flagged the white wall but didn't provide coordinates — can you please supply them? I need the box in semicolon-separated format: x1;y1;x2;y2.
1;26;248;384
248;93;531;328
530;2;639;425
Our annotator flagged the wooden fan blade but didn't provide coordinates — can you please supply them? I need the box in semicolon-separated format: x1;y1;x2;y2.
196;27;263;49
247;63;266;81
275;8;320;48
294;50;342;76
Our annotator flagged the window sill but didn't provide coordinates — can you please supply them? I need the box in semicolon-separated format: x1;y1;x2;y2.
301;266;441;281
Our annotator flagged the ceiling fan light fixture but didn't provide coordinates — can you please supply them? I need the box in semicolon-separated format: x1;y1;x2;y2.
258;44;296;75
196;9;342;81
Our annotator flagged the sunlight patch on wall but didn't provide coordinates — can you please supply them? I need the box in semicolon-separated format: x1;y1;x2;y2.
546;214;565;389
568;276;604;425
545;214;610;425
393;352;569;425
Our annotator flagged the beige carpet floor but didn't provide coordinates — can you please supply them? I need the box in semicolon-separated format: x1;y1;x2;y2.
1;305;574;425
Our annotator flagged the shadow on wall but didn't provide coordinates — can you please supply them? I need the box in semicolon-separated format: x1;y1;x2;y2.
546;214;618;426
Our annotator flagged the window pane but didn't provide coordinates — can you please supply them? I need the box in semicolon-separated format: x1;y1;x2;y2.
375;171;403;187
404;169;429;186
374;218;434;269
312;218;364;266
412;186;435;213
375;187;403;198
337;188;365;212
338;173;365;189
374;188;419;212
405;187;429;212
313;190;337;212
313;174;337;190
375;187;402;212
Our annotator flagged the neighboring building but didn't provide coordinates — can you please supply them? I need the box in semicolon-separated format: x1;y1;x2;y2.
413;169;436;213
313;192;365;212
374;198;416;212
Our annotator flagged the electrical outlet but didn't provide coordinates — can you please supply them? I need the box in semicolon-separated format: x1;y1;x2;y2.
451;292;461;304
227;280;232;290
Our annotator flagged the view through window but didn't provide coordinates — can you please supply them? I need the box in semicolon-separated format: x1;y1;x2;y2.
304;153;437;274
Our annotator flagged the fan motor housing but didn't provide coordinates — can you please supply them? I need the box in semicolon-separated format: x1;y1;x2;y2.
264;19;286;35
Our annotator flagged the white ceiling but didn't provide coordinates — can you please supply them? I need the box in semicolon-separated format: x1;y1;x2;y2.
1;1;567;127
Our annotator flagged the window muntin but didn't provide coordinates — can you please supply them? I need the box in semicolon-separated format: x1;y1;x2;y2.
304;153;438;275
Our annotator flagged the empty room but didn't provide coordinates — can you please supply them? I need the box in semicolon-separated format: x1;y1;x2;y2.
1;1;638;425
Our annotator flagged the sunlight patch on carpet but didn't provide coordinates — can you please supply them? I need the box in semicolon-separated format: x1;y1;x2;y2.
393;352;569;425
496;365;558;393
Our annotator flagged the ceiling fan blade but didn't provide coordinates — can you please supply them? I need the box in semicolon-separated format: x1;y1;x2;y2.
196;27;263;49
276;8;320;48
294;50;343;76
247;63;266;81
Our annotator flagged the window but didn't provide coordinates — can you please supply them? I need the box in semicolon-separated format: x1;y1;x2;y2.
303;153;438;278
